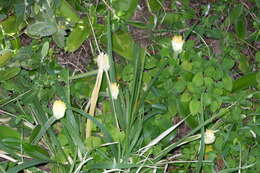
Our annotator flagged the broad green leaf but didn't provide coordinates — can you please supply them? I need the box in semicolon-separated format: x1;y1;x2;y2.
232;72;258;92
238;56;250;73
26;21;57;37
210;101;220;112
222;76;233;91
204;66;215;78
57;0;80;23
189;99;201;115
180;92;191;102
41;41;49;58
112;0;138;19
0;67;21;81
181;60;192;71
176;98;198;128
222;58;235;70
203;93;212;106
112;31;135;60
235;16;246;39
204;77;214;88
0;50;13;67
14;1;26;26
174;80;186;93
192;72;204;86
52;28;66;48
65;18;90;52
0;16;19;35
230;5;243;23
0;125;20;139
213;68;223;81
213;88;223;96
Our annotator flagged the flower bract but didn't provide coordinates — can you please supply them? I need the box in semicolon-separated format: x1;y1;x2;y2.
52;100;66;119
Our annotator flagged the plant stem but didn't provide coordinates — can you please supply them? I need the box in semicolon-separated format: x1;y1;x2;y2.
85;69;103;138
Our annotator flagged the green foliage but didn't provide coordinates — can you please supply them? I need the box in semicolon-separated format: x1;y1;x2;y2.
0;0;259;172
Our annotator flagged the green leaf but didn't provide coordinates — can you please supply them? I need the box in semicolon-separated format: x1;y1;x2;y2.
181;60;192;71
26;21;57;37
65;18;90;52
41;41;49;58
112;31;135;60
0;50;13;67
189;99;201;115
255;51;260;62
232;72;258;92
0;67;21;81
230;5;243;23
57;0;80;23
222;58;235;70
222;76;233;91
235;16;246;39
52;28;66;48
0;16;19;35
23;143;50;160
210;101;220;112
180;92;191;102
204;77;214;88
174;80;186;93
7;159;49;173
238;56;250;73
88;162;139;169
192;72;204;86
112;0;138;19
0;125;21;139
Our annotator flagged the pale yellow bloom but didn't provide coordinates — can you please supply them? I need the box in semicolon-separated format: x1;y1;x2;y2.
204;129;216;144
52;100;66;119
97;52;110;72
110;82;119;100
171;35;184;53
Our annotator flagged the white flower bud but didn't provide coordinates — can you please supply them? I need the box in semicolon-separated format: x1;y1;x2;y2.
110;82;119;100
52;100;66;119
97;52;110;72
171;35;184;54
204;129;216;144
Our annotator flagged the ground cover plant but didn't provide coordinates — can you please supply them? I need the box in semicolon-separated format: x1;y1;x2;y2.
0;0;259;172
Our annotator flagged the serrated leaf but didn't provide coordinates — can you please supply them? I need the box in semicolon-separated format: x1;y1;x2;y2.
26;22;57;37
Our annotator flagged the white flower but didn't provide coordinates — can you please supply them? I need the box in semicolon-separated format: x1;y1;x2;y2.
171;35;184;54
97;52;110;72
52;100;66;119
110;82;119;100
204;129;216;144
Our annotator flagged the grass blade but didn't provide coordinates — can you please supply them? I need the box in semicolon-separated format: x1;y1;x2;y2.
6;159;50;173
